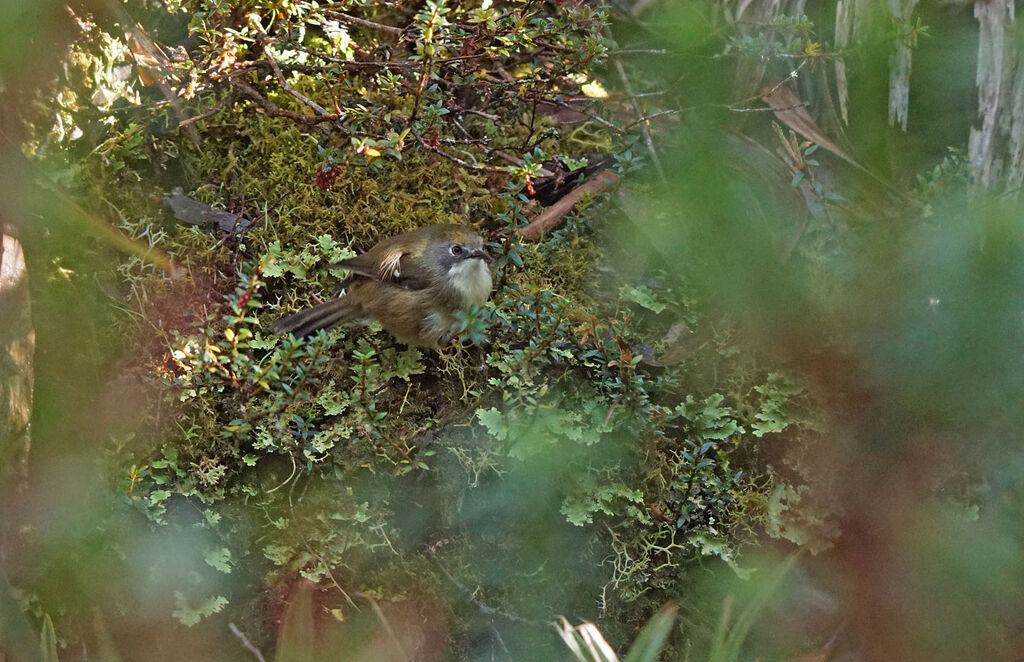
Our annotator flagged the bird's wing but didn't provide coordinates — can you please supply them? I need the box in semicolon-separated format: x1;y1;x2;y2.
333;247;431;290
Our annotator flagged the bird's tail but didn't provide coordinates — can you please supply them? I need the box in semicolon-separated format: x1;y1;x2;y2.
271;297;361;338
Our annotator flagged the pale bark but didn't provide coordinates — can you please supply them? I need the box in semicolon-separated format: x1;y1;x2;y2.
835;0;853;124
968;0;1017;190
0;231;34;492
887;0;920;131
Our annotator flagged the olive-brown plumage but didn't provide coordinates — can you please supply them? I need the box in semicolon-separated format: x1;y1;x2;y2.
271;224;492;346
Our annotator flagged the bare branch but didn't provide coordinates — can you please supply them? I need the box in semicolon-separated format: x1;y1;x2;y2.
415;134;509;173
231;78;340;126
622;109;680;130
461;109;500;122
323;10;404;35
353;593;413;662
228;623;267;662
615;58;665;182
541;99;624;134
178;92;237;127
611;48;670;55
728;102;807;113
249;21;333;118
427;550;542;626
263;45;331;116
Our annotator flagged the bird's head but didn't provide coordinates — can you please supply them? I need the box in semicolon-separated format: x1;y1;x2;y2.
422;224;492;305
424;224;491;271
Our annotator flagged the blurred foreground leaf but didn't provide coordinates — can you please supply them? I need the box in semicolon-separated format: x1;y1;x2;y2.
622;603;678;662
40;614;59;662
558;602;677;662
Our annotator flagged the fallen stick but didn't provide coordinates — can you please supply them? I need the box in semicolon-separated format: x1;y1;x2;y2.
515;170;620;241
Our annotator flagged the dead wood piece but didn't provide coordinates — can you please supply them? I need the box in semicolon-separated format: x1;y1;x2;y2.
529;153;615;206
165;188;254;234
515;170;620;241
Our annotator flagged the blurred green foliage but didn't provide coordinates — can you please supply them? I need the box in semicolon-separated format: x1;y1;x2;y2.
4;1;1024;661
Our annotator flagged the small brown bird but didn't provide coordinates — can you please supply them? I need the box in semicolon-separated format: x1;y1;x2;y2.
271;224;492;347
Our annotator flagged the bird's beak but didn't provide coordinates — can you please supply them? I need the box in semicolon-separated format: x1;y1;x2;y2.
469;248;491;263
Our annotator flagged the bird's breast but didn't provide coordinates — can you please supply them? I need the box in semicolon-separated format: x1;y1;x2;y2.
446;260;492;307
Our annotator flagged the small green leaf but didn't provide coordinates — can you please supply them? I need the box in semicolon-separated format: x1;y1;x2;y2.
621;285;667;314
203;547;233;574
171;593;228;627
148;490;171;505
476;407;509;440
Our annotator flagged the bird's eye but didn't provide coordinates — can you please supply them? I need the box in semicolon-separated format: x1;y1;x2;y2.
450;244;463;256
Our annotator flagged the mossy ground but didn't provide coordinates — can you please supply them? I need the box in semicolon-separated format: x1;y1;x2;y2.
21;18;821;656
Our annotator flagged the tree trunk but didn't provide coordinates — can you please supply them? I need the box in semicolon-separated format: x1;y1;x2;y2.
0;230;34;494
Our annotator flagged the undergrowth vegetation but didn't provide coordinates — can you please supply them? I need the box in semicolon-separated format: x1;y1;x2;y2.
9;0;1024;659
10;0;845;659
116;179;819;651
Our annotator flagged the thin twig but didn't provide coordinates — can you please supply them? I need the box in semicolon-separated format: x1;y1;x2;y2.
764;60;808;97
265;453;297;493
231;79;341;126
228;623;267;662
615;58;665;182
236;59;345;74
26;166;178;275
249;23;348;139
306;547;362;612
622;108;680;130
629;90;671;99
323;10;404;35
179;92;237;127
409;9;438;126
440;136;489;146
490;623;511;654
427;550;542;626
287;466;305;509
461;108;500;122
295;47;487;68
254;27;331;117
543;99;624;134
611;48;670;55
729;102;807;113
452;117;477;141
415;134;509;173
704;60;811;117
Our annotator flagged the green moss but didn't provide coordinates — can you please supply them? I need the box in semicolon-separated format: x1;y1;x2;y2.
35;6;826;656
72;95;818;653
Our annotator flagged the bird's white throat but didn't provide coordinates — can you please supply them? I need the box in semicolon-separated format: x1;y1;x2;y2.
447;259;492;306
